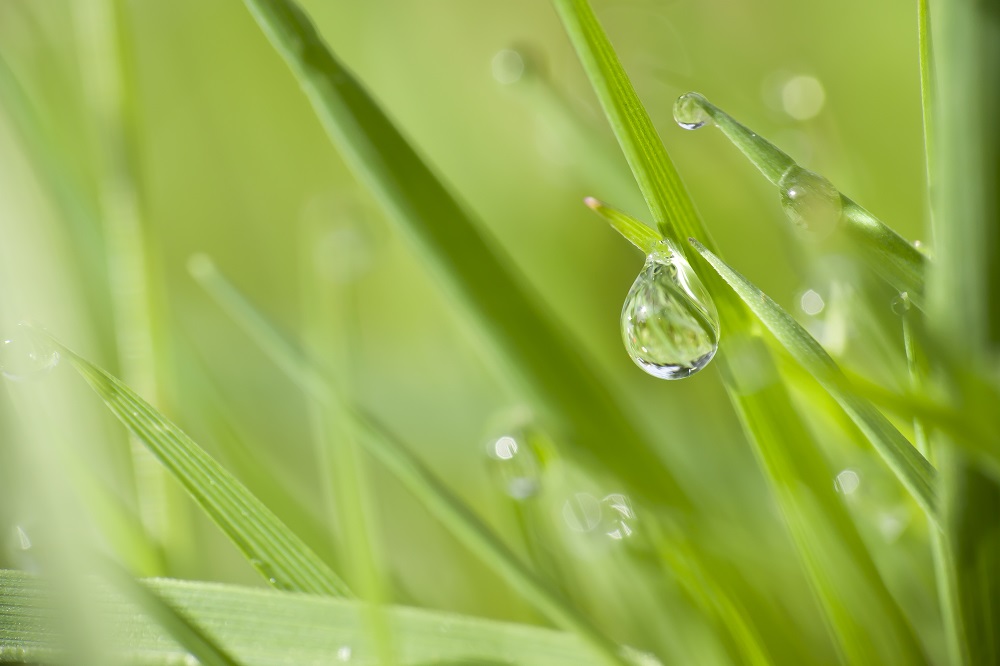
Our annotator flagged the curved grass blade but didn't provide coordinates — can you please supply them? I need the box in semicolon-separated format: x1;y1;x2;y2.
0;570;604;666
678;93;927;304
189;258;629;666
584;197;660;253
689;239;938;521
236;0;689;512
42;333;352;598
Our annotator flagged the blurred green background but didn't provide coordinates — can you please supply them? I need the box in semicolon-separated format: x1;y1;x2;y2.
0;0;933;663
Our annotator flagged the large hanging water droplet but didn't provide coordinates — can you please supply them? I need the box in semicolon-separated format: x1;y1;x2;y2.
673;92;712;130
778;166;842;236
0;326;59;382
621;240;720;380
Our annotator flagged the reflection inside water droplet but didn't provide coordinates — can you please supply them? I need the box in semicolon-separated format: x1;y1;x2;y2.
621;240;720;380
0;327;60;382
673;92;711;130
602;494;636;540
891;292;911;315
778;166;842;237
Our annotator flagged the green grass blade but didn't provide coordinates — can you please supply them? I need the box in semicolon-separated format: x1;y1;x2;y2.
584;197;660;253
689;240;938;521
678;93;927;303
236;0;688;511
552;2;928;660
550;0;704;243
189;258;629;666
0;570;604;665
45;334;352;598
103;566;243;666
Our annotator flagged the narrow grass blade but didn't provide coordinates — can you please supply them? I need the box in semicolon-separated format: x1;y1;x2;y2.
44;333;352;598
103;566;243;666
189;259;629;666
583;197;660;253
551;2;928;660
0;570;604;666
689;239;938;520
678;93;927;304
550;0;706;246
236;0;689;511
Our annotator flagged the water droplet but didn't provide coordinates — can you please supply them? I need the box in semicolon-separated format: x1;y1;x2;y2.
621;646;664;666
834;469;860;495
602;493;636;540
877;509;909;543
0;327;59;382
492;49;525;85
336;645;352;662
183;655;200;666
781;75;826;120
621;240;720;380
891;292;911;315
673;92;711;130
778;166;842;237
486;429;542;500
314;226;375;284
563;493;603;532
800;289;825;316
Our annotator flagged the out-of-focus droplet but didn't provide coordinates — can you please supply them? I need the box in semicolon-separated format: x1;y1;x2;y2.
314;226;375;284
877;509;909;543
486;429;541;500
621;240;720;380
778;166;842;237
800;289;825;316
891;292;911;316
834;469;860;495
781;75;826;120
0;326;59;382
621;646;665;666
563;493;603;532
492;49;525;85
13;526;31;551
602;494;636;540
336;646;352;662
673;92;712;130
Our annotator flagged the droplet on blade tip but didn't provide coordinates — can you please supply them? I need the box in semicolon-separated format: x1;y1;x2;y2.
673;92;712;130
891;292;911;315
0;327;60;382
621;240;720;380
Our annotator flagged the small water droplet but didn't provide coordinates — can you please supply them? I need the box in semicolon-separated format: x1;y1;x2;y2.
0;326;59;382
834;469;860;495
877;509;909;543
485;421;545;500
673;92;711;130
492;49;525;85
14;525;31;550
891;292;911;315
621;240;720;380
336;645;352;662
778;166;842;237
781;75;826;120
800;289;825;316
602;493;636;540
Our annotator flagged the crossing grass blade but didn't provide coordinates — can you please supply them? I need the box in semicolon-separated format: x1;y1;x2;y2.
689;239;938;521
42;332;352;598
236;0;689;513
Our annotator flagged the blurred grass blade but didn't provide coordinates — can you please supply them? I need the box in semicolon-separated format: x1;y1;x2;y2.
103;566;243;666
46;334;352;598
689;239;938;521
680;93;926;304
189;258;629;666
0;570;605;666
237;0;687;511
584;197;660;253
